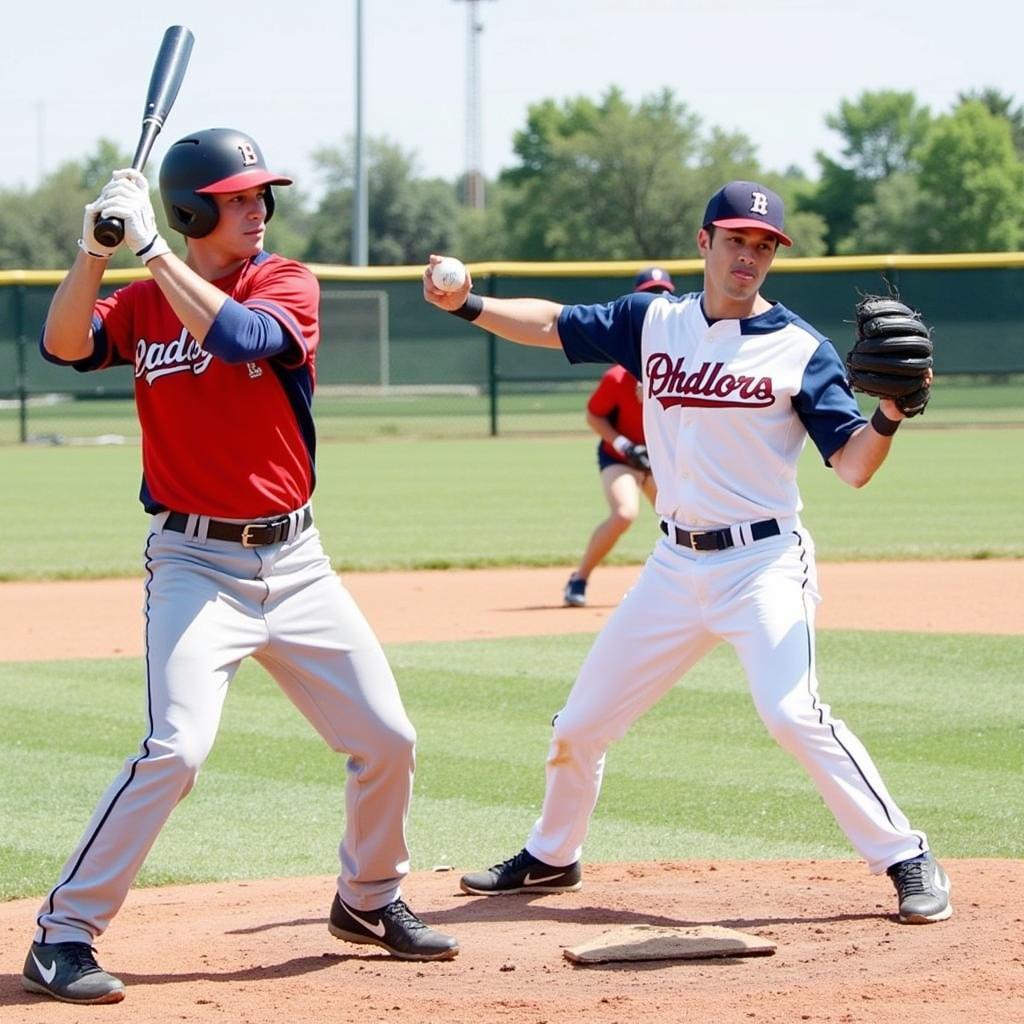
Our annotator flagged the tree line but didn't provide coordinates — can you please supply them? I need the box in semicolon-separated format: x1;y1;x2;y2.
1;86;1022;270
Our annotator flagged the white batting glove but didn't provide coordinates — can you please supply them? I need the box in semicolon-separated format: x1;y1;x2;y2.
79;180;123;259
98;169;172;265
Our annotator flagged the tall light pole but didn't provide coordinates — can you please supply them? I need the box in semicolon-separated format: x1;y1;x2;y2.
36;101;46;183
352;0;368;265
453;0;495;209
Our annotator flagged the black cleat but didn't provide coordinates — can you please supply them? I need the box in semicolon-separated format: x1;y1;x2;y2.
22;941;125;1004
887;852;953;923
329;894;459;961
563;576;588;607
460;848;582;895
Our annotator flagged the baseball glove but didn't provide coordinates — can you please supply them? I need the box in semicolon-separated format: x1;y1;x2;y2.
622;442;651;472
846;296;933;417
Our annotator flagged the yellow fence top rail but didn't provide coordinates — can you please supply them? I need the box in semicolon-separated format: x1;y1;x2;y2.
2;251;1023;287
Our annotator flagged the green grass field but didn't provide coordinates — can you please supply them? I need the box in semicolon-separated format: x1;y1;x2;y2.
2;376;1023;446
1;423;1022;579
1;384;1021;904
2;631;1021;901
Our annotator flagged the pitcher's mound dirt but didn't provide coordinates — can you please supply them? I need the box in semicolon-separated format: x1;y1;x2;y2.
2;860;1021;1024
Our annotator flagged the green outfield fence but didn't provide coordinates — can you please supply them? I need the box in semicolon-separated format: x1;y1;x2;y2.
1;253;1023;444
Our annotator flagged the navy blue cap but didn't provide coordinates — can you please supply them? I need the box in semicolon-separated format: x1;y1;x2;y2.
633;266;676;293
702;181;792;247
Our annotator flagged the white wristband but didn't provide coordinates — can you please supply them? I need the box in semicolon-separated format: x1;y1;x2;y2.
77;238;112;260
137;234;171;265
612;435;631;455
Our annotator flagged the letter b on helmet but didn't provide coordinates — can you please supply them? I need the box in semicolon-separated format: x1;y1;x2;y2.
159;128;293;238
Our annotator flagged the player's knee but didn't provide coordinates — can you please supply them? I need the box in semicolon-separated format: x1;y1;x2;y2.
140;734;210;791
757;698;813;751
381;722;416;764
609;509;637;531
348;718;416;765
551;709;613;753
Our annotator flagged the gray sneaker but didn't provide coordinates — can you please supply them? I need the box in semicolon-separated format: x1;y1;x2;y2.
22;941;125;1004
887;852;953;923
460;848;582;895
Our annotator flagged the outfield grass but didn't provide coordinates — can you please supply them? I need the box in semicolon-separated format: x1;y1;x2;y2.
1;424;1021;579
2;376;1022;446
1;630;1019;902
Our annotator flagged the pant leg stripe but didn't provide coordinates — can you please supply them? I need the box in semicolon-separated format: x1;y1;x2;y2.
37;532;161;941
793;531;914;840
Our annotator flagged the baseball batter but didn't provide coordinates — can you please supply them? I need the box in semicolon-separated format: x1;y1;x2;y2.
23;128;457;1007
423;181;951;926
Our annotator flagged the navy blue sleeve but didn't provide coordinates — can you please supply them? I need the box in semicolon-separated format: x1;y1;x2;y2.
202;298;291;364
38;314;115;372
793;340;867;463
556;292;657;380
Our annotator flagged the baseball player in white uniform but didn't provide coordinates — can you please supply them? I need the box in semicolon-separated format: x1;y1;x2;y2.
422;181;951;925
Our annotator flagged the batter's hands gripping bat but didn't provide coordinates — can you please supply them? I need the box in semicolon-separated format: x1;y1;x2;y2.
93;25;194;249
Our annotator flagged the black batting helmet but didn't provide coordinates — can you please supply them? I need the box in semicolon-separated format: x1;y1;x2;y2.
158;128;293;238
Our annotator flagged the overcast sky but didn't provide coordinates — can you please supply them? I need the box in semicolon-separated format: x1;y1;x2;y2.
3;0;1020;199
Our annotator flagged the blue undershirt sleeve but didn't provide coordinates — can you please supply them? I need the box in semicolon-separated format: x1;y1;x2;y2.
202;298;291;364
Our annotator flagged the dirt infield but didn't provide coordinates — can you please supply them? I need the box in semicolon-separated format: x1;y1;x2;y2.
2;562;1022;1022
1;560;1022;661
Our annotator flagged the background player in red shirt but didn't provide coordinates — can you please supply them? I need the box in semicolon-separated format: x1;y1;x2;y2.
23;128;458;1007
563;268;675;607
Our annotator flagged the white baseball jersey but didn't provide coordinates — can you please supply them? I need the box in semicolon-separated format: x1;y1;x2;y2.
557;291;866;528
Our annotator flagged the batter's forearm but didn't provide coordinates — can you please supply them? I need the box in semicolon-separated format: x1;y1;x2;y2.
146;252;228;344
42;253;108;362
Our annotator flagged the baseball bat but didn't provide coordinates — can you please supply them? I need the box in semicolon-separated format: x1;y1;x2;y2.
93;25;195;249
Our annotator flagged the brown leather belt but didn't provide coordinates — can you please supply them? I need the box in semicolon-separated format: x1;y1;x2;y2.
164;508;312;547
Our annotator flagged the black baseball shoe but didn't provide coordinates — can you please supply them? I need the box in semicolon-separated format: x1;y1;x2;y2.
329;894;459;961
887;852;953;923
22;941;125;1004
563;576;587;607
460;848;582;895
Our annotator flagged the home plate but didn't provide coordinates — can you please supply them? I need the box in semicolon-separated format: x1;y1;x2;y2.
563;924;777;964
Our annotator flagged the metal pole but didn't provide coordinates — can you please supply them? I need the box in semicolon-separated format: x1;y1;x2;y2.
36;101;46;183
352;0;368;266
486;272;498;435
16;285;28;443
453;0;494;209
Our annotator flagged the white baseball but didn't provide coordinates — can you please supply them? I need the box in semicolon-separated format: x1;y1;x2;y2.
431;257;467;293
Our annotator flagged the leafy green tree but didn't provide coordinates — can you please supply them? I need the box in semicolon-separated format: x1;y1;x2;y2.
825;91;932;179
454;179;511;261
838;173;924;254
957;88;1024;154
303;138;459;265
263;181;313;260
499;87;712;260
914;101;1024;252
497;87;826;260
0;140;137;269
802;91;931;253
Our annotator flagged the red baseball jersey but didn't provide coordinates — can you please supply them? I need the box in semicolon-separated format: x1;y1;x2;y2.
87;252;319;518
588;364;645;461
